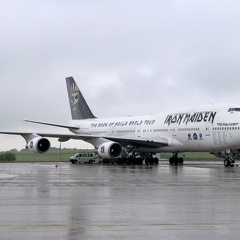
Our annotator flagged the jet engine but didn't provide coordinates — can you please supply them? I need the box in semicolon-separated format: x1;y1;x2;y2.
26;137;51;154
97;141;122;159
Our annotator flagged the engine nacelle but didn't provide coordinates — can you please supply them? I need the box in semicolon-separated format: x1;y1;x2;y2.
97;141;122;159
26;137;51;154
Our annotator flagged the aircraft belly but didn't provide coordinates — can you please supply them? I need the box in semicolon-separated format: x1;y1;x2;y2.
161;136;219;152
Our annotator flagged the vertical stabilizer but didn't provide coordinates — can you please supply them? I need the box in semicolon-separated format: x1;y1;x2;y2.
66;77;96;119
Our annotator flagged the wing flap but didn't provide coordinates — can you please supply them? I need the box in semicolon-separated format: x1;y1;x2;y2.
101;136;169;148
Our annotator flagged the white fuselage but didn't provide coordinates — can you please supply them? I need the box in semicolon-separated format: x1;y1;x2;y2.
69;104;240;153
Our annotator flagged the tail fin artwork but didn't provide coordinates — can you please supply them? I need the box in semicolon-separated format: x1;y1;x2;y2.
66;77;96;120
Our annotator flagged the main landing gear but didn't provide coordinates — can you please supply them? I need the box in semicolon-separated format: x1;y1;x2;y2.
144;154;159;165
169;153;184;165
223;149;240;167
116;152;159;165
224;156;235;167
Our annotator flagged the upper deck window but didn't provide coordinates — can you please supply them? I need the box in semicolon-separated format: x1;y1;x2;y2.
228;108;240;112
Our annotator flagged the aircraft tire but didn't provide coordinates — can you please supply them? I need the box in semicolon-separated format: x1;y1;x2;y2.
173;158;179;165
178;157;184;165
224;159;230;167
169;157;174;165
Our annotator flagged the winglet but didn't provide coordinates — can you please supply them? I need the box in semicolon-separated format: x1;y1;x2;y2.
66;77;96;120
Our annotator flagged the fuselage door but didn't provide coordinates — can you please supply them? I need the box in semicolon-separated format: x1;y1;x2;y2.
108;126;116;136
172;125;177;138
135;126;142;138
205;123;211;136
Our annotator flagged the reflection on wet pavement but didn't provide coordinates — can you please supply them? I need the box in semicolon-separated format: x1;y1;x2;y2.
0;161;240;239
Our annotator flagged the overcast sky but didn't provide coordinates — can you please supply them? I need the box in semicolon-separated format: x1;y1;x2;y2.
1;0;240;151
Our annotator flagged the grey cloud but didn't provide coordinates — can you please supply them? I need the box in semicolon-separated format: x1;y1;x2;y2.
1;0;240;150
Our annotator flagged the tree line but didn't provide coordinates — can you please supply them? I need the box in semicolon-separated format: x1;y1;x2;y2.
0;152;16;161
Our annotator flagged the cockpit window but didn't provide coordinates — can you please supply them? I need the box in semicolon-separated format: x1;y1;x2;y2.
228;108;240;112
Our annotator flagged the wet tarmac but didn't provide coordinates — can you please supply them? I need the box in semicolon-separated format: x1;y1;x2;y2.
1;161;240;240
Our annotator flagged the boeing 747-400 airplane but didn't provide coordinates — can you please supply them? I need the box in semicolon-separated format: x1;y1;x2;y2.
1;77;240;167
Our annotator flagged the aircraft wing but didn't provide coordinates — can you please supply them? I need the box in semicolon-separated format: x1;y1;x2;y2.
0;131;169;148
101;136;169;148
0;132;94;142
18;120;170;148
24;120;79;130
40;134;169;148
